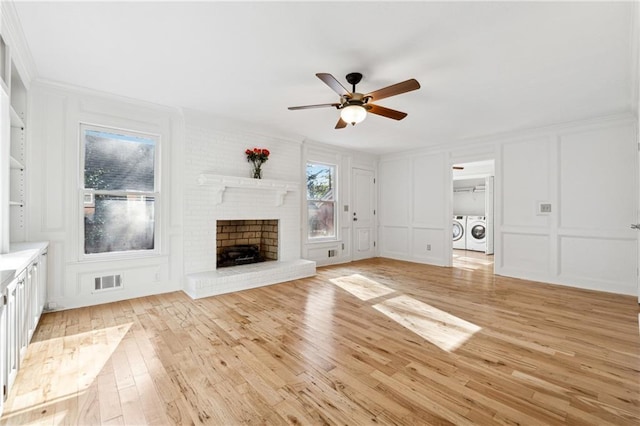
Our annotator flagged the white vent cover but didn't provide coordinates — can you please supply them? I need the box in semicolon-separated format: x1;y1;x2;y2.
94;274;122;291
537;201;552;215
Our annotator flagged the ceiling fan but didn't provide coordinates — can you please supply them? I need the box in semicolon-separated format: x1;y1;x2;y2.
288;72;420;129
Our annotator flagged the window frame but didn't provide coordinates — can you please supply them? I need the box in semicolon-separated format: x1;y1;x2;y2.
306;161;338;242
78;122;162;261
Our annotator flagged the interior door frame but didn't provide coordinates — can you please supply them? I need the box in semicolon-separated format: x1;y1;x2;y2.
448;156;497;272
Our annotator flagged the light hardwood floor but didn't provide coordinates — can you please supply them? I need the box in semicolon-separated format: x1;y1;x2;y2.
2;257;639;425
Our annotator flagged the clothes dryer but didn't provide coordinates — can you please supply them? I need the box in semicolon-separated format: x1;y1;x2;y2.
466;216;487;252
452;215;467;250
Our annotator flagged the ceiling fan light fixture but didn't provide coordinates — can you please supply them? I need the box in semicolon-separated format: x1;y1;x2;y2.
340;104;367;125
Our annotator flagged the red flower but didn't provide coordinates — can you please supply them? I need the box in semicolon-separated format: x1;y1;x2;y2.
245;147;270;163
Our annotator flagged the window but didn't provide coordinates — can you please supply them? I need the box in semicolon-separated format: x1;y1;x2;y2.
306;162;336;240
80;124;159;256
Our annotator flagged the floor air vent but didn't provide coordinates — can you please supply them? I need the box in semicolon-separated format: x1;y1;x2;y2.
94;274;122;291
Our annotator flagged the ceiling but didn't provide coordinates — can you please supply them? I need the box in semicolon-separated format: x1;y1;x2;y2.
12;1;636;154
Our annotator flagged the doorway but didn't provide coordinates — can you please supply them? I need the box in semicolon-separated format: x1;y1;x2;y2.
452;160;495;272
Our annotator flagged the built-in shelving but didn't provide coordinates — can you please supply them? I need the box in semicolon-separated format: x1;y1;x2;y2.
10;106;24;129
9;156;23;170
7;58;27;244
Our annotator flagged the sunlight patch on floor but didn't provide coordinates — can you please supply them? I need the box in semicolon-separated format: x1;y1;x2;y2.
2;323;132;424
330;274;395;301
373;295;481;352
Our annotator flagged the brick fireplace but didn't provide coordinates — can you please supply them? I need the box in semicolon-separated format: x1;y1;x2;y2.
216;219;278;267
184;173;315;299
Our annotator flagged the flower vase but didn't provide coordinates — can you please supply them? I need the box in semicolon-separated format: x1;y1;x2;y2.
251;163;262;179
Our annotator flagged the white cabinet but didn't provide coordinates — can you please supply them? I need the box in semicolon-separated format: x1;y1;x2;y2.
0;243;47;414
7;273;20;383
2;274;19;403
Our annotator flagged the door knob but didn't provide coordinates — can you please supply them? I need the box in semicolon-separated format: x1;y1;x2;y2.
631;224;640;230
353;217;358;221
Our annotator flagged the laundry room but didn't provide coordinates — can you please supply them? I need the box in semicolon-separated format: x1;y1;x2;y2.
452;160;494;256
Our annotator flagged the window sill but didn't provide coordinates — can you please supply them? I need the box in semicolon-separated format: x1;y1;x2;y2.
79;250;165;264
306;238;340;245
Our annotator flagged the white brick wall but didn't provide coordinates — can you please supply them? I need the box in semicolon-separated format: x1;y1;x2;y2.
183;112;303;275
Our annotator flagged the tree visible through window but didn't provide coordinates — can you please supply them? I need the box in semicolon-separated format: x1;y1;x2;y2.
81;124;159;255
307;162;336;239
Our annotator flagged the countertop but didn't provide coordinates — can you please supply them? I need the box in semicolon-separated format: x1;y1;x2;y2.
0;242;49;293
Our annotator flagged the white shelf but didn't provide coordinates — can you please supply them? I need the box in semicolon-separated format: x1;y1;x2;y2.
10;106;24;129
9;201;23;207
198;174;299;206
9;156;24;170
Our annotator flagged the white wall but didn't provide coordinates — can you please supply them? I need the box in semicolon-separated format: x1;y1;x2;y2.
379;150;448;265
302;141;377;266
28;82;184;310
379;115;638;295
453;178;486;216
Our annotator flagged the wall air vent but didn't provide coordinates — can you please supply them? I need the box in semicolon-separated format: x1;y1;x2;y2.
94;274;123;292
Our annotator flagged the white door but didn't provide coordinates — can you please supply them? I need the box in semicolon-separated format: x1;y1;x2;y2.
352;168;376;260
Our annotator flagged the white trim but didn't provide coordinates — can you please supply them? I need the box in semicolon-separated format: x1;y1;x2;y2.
0;1;37;88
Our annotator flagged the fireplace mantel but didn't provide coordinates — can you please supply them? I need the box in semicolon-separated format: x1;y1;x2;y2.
198;174;299;206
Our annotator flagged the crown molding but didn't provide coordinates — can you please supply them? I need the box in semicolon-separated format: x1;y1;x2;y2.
381;112;637;161
31;78;182;116
1;0;37;87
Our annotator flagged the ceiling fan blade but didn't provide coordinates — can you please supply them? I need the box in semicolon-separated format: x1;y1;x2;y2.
367;104;408;120
335;117;347;129
316;73;351;97
366;79;420;101
288;103;340;110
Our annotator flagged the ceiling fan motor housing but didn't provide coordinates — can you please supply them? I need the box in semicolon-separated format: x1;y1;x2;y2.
340;92;369;109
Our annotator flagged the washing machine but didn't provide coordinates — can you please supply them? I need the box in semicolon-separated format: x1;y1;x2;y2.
452;215;467;250
466;216;487;252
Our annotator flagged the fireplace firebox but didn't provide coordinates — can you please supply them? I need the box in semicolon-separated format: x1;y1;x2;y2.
216;219;278;268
